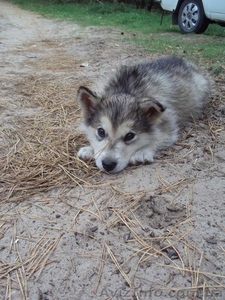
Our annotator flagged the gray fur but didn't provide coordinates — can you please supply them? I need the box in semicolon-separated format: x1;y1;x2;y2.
77;56;211;173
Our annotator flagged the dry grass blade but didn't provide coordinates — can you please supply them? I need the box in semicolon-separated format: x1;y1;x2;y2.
216;222;225;232
153;284;225;291
58;164;87;188
157;263;225;280
111;210;150;248
106;243;131;286
91;195;103;221
138;228;193;274
34;233;63;281
93;243;107;294
156;169;194;194
5;274;12;300
27;233;63;280
16;269;27;300
15;242;28;300
195;251;204;288
106;192;146;228
182;144;195;158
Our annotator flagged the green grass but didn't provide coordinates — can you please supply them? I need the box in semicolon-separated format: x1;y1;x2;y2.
10;0;225;68
9;0;172;30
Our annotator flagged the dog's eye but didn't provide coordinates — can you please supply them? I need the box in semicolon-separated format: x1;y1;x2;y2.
97;127;105;138
124;132;136;143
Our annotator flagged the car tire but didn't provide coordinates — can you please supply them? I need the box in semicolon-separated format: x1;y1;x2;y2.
178;0;209;34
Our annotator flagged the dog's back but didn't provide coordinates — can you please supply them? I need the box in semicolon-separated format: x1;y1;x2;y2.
104;56;211;121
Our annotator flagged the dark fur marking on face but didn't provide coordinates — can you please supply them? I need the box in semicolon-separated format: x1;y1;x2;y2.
86;94;158;133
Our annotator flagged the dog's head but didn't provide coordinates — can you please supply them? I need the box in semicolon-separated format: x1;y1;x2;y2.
77;86;165;173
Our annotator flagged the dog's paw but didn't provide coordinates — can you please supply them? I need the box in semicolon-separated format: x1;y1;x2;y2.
78;146;94;160
129;149;154;165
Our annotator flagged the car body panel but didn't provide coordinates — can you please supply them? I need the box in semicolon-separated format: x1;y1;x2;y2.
159;0;178;12
160;0;225;22
159;0;179;12
204;1;225;21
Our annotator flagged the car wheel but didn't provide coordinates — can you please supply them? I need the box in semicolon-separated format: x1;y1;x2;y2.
178;0;209;34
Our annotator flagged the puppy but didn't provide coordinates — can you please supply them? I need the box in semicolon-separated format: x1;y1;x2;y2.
77;56;211;173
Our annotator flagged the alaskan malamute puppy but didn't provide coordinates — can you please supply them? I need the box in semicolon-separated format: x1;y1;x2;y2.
77;56;211;173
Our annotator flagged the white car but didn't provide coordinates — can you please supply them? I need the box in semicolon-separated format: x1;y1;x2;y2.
158;0;225;33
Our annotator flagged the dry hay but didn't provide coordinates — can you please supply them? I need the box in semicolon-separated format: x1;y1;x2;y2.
77;182;225;299
1;178;224;299
1;230;62;299
0;74;97;203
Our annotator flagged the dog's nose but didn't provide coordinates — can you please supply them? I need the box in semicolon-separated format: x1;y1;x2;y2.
102;159;117;172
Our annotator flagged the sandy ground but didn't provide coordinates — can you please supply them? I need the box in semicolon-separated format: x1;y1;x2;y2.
0;1;225;299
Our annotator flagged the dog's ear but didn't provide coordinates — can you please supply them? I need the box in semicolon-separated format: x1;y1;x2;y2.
140;99;166;123
77;86;100;116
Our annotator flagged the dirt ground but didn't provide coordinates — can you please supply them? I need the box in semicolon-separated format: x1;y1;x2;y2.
0;1;225;299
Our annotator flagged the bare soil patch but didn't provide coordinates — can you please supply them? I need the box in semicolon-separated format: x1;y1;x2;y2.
0;1;225;299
